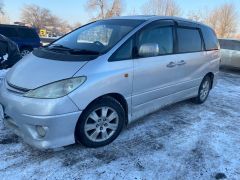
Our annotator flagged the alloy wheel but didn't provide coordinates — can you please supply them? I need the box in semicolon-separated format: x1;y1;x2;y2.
84;106;119;143
21;50;31;57
200;80;210;101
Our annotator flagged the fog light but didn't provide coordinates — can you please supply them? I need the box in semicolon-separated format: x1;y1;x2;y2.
36;125;47;137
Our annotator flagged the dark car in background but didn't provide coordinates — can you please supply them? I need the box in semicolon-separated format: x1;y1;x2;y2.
0;24;41;56
219;38;240;69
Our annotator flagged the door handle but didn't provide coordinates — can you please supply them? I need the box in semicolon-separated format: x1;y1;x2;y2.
166;61;176;68
177;60;186;66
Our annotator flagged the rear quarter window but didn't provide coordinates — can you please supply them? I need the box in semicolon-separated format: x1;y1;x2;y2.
201;27;219;51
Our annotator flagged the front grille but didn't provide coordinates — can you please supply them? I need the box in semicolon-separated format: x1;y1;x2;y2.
6;81;30;94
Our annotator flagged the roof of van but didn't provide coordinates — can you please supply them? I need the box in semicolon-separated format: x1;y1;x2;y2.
109;15;210;28
109;15;196;22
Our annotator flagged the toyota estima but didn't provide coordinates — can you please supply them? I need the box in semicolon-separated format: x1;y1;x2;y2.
0;16;220;149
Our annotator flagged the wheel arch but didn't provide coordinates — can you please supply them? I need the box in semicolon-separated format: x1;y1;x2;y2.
20;45;33;51
86;93;129;124
205;72;214;89
74;93;129;140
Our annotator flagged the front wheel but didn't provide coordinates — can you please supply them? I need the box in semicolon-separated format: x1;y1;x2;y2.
193;76;211;104
20;48;32;57
75;96;125;148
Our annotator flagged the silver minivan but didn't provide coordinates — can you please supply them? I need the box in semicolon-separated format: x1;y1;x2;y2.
219;38;240;69
0;16;220;149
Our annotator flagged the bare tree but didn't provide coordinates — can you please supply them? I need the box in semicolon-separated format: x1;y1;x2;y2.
205;10;219;32
142;0;181;16
21;4;52;30
0;0;4;15
86;0;123;20
106;0;122;18
187;3;238;38
21;4;71;35
71;22;82;30
0;14;10;24
190;3;238;38
0;0;10;24
187;9;206;23
47;15;72;35
127;8;137;16
216;3;238;37
86;0;108;19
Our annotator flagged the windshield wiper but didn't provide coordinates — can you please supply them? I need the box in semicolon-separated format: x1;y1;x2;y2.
48;44;71;51
46;45;101;55
69;49;101;55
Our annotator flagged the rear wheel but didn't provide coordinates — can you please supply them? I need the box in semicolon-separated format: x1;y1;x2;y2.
193;76;211;104
75;96;125;148
20;48;32;57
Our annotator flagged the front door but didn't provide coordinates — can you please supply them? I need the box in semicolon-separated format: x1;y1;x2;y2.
132;22;180;119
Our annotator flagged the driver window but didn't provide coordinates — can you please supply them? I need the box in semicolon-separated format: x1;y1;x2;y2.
137;26;174;57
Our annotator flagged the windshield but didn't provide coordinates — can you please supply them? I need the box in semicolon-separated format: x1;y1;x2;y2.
48;19;145;55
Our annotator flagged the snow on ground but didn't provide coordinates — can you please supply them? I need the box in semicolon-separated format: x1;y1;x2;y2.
0;70;240;180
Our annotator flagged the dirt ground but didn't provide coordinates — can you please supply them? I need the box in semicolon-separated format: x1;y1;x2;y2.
0;70;240;180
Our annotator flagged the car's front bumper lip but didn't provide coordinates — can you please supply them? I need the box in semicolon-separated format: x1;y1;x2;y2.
3;111;82;150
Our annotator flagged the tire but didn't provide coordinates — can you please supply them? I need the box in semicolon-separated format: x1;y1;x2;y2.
20;48;32;57
193;75;212;104
75;96;125;148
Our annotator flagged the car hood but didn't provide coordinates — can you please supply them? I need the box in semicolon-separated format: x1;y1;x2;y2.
6;53;88;90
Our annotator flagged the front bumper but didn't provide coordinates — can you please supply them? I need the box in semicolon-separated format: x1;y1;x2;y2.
0;79;82;149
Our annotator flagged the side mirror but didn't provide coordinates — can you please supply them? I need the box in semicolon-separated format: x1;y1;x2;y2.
138;43;159;57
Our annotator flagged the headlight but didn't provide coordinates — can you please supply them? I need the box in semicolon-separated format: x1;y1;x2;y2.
24;76;86;99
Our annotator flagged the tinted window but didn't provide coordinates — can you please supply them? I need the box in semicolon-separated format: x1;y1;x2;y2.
219;39;240;51
0;27;18;37
177;28;202;53
201;27;219;50
18;28;39;39
110;39;133;61
138;26;173;56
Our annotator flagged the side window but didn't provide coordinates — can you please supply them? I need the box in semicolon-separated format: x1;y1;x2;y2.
137;26;173;56
219;39;240;51
0;27;18;37
18;28;39;39
109;39;133;61
177;28;202;53
201;27;219;51
219;39;231;50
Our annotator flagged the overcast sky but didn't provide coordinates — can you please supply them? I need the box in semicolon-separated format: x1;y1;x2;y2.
3;0;240;26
